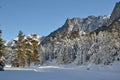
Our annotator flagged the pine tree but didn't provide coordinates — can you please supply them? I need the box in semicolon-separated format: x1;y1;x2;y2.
12;32;40;67
25;34;40;66
0;30;6;68
12;31;27;67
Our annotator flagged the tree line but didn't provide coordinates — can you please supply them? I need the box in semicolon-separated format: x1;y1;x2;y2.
0;30;40;67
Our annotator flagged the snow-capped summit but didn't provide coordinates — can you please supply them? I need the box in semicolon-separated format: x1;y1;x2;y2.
4;40;16;47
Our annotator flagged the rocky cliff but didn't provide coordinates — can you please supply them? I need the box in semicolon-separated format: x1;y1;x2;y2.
109;2;120;26
39;2;120;65
42;15;109;45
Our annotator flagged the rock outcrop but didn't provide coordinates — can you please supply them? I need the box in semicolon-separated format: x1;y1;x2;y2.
109;1;120;25
41;15;109;45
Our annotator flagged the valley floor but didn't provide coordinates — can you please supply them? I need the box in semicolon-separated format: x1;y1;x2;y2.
0;61;120;80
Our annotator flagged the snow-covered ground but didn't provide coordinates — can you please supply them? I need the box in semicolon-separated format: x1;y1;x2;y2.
0;61;120;80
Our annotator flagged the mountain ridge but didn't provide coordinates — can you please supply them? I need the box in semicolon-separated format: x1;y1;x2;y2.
3;1;120;66
38;1;120;65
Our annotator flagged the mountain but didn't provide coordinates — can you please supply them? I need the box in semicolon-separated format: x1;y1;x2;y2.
38;2;120;65
3;2;120;66
42;15;110;45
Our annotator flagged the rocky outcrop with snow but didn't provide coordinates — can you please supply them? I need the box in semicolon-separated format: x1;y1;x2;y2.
39;2;120;65
42;16;109;44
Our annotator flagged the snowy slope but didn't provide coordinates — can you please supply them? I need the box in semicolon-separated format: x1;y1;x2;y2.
1;61;120;80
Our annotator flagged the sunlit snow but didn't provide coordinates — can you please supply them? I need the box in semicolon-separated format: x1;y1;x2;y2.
0;61;120;80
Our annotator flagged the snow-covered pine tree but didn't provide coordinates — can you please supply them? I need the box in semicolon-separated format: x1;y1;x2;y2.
24;34;40;66
12;31;27;67
12;32;40;67
0;30;6;69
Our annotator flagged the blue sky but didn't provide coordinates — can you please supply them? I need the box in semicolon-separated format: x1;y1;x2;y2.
0;0;119;40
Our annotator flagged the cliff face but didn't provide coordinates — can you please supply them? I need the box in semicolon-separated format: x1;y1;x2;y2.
39;2;120;65
109;2;120;25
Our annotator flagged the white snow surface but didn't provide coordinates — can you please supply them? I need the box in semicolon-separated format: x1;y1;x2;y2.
1;61;120;80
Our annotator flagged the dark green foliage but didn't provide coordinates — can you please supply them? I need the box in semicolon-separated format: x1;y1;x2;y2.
0;30;6;68
12;31;40;67
0;30;6;57
12;31;26;67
